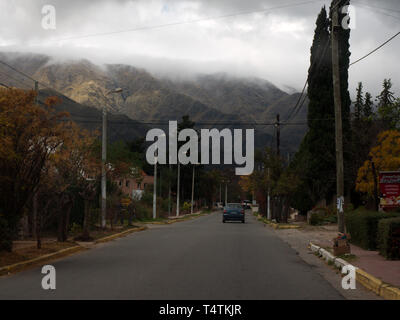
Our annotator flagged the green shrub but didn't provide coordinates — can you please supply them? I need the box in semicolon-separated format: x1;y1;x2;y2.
309;207;337;225
377;217;400;260
309;211;325;225
183;202;191;213
0;216;12;252
69;222;82;236
135;202;152;220
345;208;400;250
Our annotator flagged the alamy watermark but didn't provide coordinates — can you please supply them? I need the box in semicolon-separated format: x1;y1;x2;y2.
341;265;356;290
41;265;56;290
145;121;254;176
341;5;356;30
41;5;56;30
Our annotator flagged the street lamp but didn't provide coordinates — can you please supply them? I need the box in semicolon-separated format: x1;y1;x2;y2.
153;133;166;220
101;88;123;229
176;160;181;217
176;149;189;217
191;164;195;214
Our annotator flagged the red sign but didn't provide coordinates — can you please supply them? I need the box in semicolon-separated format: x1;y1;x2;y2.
379;171;400;208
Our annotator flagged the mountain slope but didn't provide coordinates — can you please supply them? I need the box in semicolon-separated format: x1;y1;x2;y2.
0;51;308;151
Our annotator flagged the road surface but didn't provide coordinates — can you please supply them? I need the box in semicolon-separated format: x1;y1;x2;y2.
0;211;346;299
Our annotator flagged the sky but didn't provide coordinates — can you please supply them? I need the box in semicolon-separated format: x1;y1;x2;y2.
0;0;399;97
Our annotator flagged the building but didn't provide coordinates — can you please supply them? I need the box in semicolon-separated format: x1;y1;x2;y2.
115;170;154;200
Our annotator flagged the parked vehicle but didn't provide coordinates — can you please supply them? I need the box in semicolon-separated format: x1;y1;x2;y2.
223;203;245;223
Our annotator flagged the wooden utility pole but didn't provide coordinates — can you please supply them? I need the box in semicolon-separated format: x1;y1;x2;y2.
275;114;280;157
371;159;379;212
168;164;171;216
32;81;39;239
332;0;345;233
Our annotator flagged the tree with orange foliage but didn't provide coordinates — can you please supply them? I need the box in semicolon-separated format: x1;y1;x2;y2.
35;120;100;246
0;89;68;251
356;130;400;200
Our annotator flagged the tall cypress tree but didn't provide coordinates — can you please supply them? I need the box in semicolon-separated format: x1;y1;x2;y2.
363;92;373;118
354;82;363;121
300;6;336;203
293;1;353;206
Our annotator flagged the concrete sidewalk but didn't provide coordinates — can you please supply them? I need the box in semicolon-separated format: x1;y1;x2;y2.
276;222;400;290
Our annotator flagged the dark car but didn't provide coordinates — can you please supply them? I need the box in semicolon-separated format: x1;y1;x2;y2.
223;203;245;223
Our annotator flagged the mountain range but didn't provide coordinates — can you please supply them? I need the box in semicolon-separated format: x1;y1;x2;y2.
0;52;308;152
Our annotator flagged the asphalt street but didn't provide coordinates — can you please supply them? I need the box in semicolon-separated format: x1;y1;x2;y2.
0;211;345;299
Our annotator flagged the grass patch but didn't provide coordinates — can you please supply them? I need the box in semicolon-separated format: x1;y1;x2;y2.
337;253;357;263
88;225;140;240
0;241;76;268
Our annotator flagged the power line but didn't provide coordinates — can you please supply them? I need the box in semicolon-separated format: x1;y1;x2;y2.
353;0;400;15
0;68;33;89
29;0;324;44
350;30;400;66
284;35;331;124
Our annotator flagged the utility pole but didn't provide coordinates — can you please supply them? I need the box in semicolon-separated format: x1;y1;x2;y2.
191;165;195;214
33;81;39;238
219;184;222;203
332;0;345;233
159;167;162;197
153;150;158;220
267;167;271;220
275;114;280;157
176;161;180;217
370;159;379;212
101;88;123;229
168;164;171;216
225;183;228;205
101;101;108;229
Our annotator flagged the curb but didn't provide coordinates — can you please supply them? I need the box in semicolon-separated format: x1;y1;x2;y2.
0;212;209;277
273;224;300;230
140;212;209;226
0;226;148;276
308;241;400;300
255;215;300;229
95;226;147;244
0;245;83;276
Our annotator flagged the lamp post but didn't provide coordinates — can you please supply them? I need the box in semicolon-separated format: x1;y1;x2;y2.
101;88;123;229
176;160;180;217
153;150;158;220
191;164;195;214
225;183;228;205
152;133;165;220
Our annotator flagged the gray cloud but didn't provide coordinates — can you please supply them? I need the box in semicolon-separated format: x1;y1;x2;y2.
0;0;399;96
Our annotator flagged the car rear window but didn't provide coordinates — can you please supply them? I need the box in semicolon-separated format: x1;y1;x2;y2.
227;204;242;209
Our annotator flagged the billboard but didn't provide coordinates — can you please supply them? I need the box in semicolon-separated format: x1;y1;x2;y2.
379;171;400;209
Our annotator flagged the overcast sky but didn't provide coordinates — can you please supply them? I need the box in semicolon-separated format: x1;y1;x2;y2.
0;0;399;97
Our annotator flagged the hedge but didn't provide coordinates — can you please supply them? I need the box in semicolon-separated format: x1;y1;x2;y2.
377;217;400;260
345;208;400;250
309;207;337;226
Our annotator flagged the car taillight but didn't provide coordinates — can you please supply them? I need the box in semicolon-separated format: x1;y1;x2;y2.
224;209;227;213
241;209;244;214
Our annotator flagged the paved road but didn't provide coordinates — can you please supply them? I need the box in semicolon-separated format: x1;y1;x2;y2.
0;211;344;299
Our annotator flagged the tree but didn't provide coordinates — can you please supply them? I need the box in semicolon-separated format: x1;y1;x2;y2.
356;130;400;197
47;121;100;243
363;92;374;118
295;6;336;204
0;89;67;251
354;82;363;121
292;2;353;210
377;79;399;129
